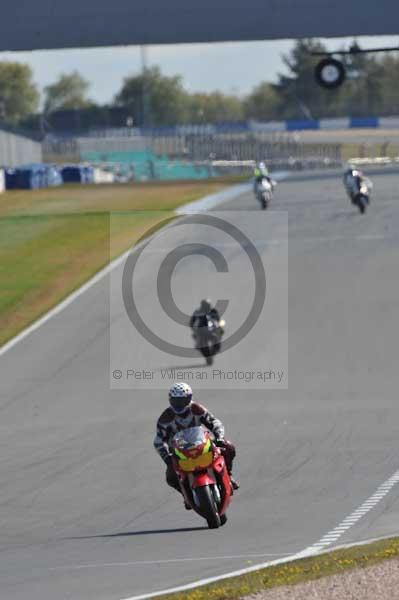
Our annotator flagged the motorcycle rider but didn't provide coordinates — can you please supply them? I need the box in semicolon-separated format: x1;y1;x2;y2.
190;299;224;351
343;167;372;204
190;299;220;330
154;383;239;507
253;161;275;197
254;161;270;181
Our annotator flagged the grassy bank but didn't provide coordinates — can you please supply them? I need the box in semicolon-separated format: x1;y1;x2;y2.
154;537;399;600
0;179;233;346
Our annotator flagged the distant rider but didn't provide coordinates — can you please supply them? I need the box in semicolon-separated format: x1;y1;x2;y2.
190;298;221;332
154;383;239;507
343;167;372;203
190;298;224;351
253;162;275;195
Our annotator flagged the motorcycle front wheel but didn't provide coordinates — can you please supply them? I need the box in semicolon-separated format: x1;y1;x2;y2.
357;198;366;214
201;344;214;365
196;486;221;529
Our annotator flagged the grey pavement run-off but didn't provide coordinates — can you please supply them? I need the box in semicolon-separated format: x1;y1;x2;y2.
1;170;399;599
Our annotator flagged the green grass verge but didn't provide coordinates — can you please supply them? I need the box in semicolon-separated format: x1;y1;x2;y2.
156;537;399;600
0;179;234;346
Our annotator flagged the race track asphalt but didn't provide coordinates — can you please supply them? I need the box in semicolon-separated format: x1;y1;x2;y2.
1;170;399;599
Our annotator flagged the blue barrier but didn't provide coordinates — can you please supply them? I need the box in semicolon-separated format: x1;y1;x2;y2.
4;164;63;190
14;164;47;189
51;115;399;141
214;121;249;133
350;117;379;128
5;169;17;190
60;165;93;184
286;120;320;131
138;116;390;134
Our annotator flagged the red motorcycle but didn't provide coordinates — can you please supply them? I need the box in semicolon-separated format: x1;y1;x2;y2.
172;426;233;528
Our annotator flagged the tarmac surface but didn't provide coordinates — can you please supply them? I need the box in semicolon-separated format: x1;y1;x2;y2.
1;170;399;599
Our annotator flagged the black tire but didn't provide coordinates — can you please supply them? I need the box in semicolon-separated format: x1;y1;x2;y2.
220;514;228;526
357;197;366;214
206;355;214;366
196;486;221;529
359;195;367;214
201;343;210;356
315;58;346;89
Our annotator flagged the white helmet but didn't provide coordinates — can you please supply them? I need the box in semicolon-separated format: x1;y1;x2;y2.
169;382;193;414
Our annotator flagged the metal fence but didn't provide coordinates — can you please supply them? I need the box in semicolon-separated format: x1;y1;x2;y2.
43;130;342;181
0;129;42;167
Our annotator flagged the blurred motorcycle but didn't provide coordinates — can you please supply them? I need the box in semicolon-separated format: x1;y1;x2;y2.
255;177;274;209
344;170;372;214
352;181;371;214
193;317;225;366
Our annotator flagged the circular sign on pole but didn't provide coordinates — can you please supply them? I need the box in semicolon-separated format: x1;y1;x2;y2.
315;58;346;89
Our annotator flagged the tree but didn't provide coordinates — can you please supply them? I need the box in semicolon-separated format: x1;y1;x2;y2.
244;82;280;121
0;62;39;124
378;53;399;115
275;39;345;119
44;72;92;114
114;66;189;126
187;92;244;123
341;48;384;117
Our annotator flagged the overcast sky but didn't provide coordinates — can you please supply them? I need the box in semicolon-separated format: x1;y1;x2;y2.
0;36;397;104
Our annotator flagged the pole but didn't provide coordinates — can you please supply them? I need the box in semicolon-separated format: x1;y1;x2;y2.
140;45;150;128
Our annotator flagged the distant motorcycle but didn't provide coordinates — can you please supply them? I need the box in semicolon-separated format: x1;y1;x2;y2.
344;172;372;214
352;182;371;214
193;317;225;366
255;177;274;210
171;426;233;528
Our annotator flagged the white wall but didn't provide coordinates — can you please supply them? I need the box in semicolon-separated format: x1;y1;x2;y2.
0;131;42;167
0;0;397;50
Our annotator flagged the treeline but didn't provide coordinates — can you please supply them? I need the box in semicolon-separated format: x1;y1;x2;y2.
2;39;399;133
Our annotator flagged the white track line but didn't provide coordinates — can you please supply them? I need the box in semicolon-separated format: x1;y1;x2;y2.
39;552;293;573
122;469;399;600
175;182;251;214
0;174;293;359
121;552;308;600
175;172;289;215
304;469;399;554
0;247;134;358
0;183;254;359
